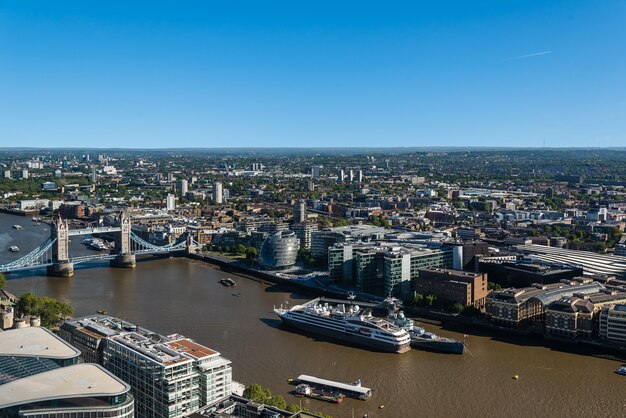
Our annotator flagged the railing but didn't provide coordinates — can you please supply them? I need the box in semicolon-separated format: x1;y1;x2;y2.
0;237;56;273
1;228;198;273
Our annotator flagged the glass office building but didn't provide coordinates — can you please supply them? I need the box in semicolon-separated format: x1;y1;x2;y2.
259;230;300;270
60;315;232;418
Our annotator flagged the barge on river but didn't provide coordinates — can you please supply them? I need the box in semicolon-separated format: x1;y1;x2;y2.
297;374;372;400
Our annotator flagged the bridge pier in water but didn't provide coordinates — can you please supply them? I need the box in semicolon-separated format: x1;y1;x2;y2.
47;261;74;277
0;211;198;276
110;254;136;268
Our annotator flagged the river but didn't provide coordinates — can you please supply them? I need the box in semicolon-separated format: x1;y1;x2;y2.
1;213;625;418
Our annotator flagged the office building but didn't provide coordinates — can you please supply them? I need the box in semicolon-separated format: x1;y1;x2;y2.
599;304;626;343
478;258;584;288
310;166;321;179
0;327;134;418
485;279;604;328
60;315;232;418
355;169;363;183
414;268;489;309
259;230;300;270
311;225;386;258
545;291;626;339
291;222;317;251
0;327;81;383
213;181;223;204
293;201;307;223
337;169;345;182
179;179;189;197
328;242;454;296
0;364;135;418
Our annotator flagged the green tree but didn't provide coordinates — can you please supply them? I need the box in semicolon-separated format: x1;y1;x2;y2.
450;303;464;314
487;282;502;291
0;273;5;289
245;246;259;261
460;305;481;317
16;293;74;328
413;292;424;306
242;384;269;404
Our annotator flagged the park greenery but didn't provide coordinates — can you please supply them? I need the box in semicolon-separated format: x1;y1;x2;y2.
242;384;332;418
0;273;6;289
16;292;74;328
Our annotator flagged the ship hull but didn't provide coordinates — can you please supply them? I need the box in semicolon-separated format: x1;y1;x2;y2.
410;339;464;354
279;315;410;354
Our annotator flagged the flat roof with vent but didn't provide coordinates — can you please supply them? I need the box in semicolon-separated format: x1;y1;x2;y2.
0;327;80;360
0;364;130;409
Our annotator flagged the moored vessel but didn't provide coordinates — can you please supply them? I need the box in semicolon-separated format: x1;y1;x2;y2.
384;297;465;354
12;225;22;230
88;239;109;251
616;366;626;376
220;278;236;286
274;297;411;353
9;246;20;252
296;375;372;400
294;383;345;403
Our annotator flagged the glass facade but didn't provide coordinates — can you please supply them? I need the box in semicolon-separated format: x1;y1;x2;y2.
2;395;135;418
259;231;299;269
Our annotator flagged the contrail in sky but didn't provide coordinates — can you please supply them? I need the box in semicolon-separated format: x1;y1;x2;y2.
506;51;552;60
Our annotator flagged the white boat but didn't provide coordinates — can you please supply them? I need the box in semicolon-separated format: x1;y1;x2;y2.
274;297;411;353
9;246;19;252
616;366;626;376
89;240;109;251
12;225;23;230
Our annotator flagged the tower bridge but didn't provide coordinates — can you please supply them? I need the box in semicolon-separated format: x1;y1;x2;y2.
1;212;198;277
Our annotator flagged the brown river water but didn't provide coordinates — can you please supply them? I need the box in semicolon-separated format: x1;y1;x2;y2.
1;214;625;418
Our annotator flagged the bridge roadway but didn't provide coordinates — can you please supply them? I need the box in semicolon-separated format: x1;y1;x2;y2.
67;226;122;236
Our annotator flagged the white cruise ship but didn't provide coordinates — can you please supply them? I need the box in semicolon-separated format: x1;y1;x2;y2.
274;298;411;353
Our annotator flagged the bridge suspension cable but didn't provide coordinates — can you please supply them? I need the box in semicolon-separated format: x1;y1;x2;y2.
0;237;57;273
129;231;191;254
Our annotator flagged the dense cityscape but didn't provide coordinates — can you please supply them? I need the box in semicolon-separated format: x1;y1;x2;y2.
1;148;626;417
2;0;626;416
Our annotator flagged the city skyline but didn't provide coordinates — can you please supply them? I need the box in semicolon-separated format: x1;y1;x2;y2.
1;1;625;148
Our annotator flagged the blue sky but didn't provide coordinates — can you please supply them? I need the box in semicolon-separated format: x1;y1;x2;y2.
1;1;625;148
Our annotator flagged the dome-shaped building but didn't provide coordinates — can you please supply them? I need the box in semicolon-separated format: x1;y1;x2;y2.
259;230;300;270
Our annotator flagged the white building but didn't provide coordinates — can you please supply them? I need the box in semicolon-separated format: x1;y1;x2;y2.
599;304;626;343
60;315;231;418
213;181;223;204
166;193;176;211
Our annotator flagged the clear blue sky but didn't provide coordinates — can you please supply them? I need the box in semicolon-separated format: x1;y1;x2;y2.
1;1;625;148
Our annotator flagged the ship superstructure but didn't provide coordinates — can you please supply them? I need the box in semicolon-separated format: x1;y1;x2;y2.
274;297;411;353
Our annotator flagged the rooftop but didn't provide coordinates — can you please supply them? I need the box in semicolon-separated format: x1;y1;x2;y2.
65;315;223;367
0;327;80;360
0;364;130;409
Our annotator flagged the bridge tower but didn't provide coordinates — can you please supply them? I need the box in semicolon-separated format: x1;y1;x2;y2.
186;233;198;255
110;211;136;268
47;215;74;277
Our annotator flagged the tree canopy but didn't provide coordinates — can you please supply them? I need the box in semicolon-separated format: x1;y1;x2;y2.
16;293;73;328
